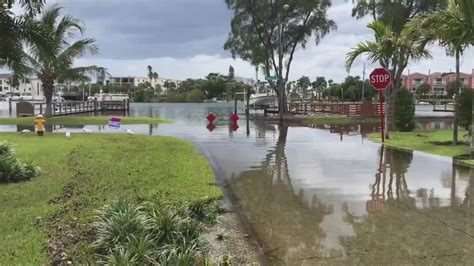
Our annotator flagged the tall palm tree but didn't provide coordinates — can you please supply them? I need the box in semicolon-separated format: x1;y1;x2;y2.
147;65;153;87
19;6;101;116
0;0;44;72
408;0;474;145
346;20;431;138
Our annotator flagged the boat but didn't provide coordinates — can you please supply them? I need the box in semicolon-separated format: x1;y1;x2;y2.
249;82;277;108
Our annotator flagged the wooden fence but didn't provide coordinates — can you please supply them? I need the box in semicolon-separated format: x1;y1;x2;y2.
288;101;384;117
16;100;129;117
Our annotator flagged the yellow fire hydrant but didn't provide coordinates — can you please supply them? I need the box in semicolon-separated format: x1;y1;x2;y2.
34;114;46;136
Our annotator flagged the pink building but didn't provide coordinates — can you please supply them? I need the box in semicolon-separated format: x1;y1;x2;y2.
402;69;474;96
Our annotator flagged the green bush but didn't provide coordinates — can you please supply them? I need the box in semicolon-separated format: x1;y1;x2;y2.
394;89;415;132
93;198;219;264
458;88;472;133
0;142;40;183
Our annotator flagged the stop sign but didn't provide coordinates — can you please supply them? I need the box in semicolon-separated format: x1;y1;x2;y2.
369;68;391;90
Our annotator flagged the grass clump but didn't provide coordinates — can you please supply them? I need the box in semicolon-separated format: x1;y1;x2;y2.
369;130;470;161
0;116;169;126
305;116;377;126
94;198;220;264
0;141;40;183
216;229;227;241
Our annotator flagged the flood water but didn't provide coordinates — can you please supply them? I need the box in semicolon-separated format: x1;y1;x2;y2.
1;102;472;264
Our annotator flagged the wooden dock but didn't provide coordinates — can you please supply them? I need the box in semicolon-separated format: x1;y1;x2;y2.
15;100;130;117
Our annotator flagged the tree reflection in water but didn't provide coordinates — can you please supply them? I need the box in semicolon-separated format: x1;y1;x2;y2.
339;146;474;265
229;123;334;264
229;122;474;264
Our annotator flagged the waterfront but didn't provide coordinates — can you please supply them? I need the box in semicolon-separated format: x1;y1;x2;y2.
0;102;471;264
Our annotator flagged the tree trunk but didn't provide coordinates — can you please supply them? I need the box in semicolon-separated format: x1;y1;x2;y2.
277;81;288;119
471;115;474;158
453;49;460;145
43;79;54;117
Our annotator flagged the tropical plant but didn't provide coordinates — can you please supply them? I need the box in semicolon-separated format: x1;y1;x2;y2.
18;6;101;116
351;0;448;34
458;88;472;134
408;0;474;144
445;80;461;99
93;198;218;265
186;197;220;225
312;76;328;98
224;0;336;117
297;76;311;99
393;89;415;132
147;65;153;85
415;82;431;96
346;20;431;138
0;0;45;72
0;142;40;183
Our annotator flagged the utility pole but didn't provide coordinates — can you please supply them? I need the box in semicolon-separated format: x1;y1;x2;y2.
361;62;366;101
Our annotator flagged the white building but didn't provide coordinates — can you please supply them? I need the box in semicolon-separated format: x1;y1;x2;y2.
107;76;181;90
0;74;44;98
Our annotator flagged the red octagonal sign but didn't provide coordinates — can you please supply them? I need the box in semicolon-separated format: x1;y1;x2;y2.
369;68;391;90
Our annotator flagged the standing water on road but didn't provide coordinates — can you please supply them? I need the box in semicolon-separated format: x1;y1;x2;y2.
131;103;473;264
1;102;472;264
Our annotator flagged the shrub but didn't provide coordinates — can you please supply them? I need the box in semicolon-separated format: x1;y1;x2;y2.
186;197;220;224
458;88;472;133
394;89;415;132
0;142;40;183
93;197;219;264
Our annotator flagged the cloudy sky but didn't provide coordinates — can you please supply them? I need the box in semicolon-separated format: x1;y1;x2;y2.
26;0;474;81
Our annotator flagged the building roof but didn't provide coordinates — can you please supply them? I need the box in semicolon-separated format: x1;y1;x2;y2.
0;74;12;79
429;72;444;77
441;72;471;77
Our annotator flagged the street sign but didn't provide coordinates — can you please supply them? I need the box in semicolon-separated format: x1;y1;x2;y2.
369;68;391;143
369;68;391;90
265;75;278;81
108;116;122;128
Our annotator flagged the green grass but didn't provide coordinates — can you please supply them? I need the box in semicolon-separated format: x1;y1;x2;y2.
305;116;378;125
0;133;221;264
0;116;169;125
369;130;472;166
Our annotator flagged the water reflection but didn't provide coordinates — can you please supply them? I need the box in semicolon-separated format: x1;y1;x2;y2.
229;123;474;264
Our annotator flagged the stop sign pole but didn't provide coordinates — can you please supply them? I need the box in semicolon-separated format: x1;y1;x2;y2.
369;68;391;143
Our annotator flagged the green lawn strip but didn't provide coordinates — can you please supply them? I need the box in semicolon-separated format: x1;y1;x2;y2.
305;116;378;125
0;116;169;125
368;130;471;165
461;160;474;166
0;133;221;264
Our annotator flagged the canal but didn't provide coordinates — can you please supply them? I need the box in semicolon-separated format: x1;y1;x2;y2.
1;102;472;264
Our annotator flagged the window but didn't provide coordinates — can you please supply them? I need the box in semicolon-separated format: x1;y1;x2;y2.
435;78;443;85
0;87;2;92
0;80;2;85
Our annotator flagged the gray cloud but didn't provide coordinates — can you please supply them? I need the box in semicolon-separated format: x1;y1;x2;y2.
57;0;232;59
52;0;473;82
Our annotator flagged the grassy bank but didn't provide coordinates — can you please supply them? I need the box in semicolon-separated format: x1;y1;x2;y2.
0;133;221;264
0;116;169;125
369;130;472;166
305;116;378;125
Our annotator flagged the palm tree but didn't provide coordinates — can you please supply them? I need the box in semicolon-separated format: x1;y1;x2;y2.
19;6;101;116
346;20;431;138
147;65;153;86
0;0;44;72
407;0;474;145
